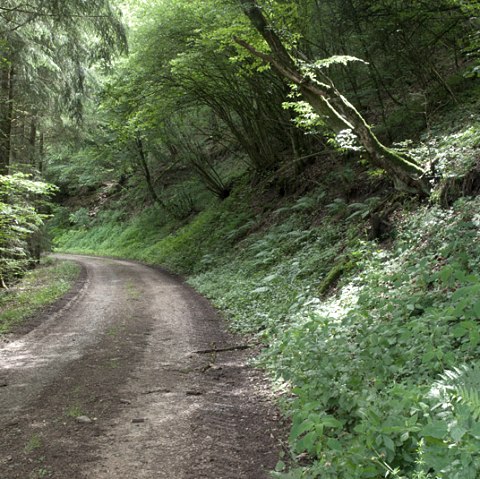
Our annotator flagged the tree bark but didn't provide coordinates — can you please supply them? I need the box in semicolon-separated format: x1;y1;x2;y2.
38;131;45;173
135;134;161;204
0;64;14;175
29;117;37;166
236;0;429;194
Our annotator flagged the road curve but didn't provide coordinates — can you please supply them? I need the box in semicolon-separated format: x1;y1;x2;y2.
0;254;283;478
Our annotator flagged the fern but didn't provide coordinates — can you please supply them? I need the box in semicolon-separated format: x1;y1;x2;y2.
431;364;480;420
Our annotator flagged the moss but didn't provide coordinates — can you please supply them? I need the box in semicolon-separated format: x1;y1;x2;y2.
317;257;356;296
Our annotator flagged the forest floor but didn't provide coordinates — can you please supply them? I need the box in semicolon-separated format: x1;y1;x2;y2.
0;254;285;479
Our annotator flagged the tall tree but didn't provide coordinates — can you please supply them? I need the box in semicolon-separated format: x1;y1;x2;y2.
0;62;14;174
0;0;126;175
235;0;430;193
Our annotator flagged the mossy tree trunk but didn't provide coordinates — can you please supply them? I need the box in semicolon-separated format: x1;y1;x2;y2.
236;0;429;195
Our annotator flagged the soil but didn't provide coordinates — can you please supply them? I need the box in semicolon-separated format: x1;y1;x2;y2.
0;254;286;479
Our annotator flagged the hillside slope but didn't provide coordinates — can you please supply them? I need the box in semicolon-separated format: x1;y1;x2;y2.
52;99;480;478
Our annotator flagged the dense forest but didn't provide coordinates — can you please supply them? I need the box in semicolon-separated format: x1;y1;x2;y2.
1;0;480;477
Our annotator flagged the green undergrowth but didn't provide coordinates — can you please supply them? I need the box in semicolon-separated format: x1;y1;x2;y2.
53;184;255;274
54;188;480;478
190;198;480;479
0;258;81;334
51;104;480;478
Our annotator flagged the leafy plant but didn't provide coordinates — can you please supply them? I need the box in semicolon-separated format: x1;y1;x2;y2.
0;174;56;286
162;189;197;220
68;208;91;228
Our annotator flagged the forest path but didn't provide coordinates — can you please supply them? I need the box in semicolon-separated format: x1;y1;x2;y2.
0;254;283;478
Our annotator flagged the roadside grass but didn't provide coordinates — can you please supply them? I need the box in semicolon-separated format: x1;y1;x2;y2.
51;189;480;479
0;258;81;334
65;404;85;419
53;185;254;275
193;198;480;479
53;191;480;478
25;434;42;453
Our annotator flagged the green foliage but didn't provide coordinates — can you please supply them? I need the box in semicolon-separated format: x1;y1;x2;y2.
190;206;345;333
46;141;122;195
54;187;254;274
0;0;126;180
419;363;480;478
68;208;91;228
454;0;480;77
255;198;480;478
190;195;480;477
52;162;480;478
0;173;56;284
161;188;197;220
397;99;480;204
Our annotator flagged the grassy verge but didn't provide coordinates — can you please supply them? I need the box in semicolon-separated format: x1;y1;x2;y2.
52;185;255;275
0;258;81;334
53;192;480;478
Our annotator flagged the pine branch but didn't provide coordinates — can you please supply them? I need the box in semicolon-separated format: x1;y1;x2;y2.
0;6;114;19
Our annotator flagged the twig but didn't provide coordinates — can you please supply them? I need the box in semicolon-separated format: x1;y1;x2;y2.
142;388;171;395
193;345;250;354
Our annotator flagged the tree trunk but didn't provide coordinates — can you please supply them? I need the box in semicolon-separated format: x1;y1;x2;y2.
135;134;162;204
0;64;14;175
38;131;45;173
29;117;37;166
236;0;429;194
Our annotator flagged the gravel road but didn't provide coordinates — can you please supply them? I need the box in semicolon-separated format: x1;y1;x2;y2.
0;254;284;478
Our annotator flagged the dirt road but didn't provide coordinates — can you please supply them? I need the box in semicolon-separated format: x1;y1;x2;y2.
0;255;284;478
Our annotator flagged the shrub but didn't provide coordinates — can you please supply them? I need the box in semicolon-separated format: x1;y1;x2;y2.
0;174;56;286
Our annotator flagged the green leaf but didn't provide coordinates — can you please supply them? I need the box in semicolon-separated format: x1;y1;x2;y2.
469;422;480;439
296;431;317;453
470;328;480;347
320;415;343;428
326;437;343;452
439;265;453;283
422;421;448;439
473;300;480;318
422;349;437;363
383;435;395;452
290;419;314;440
450;425;467;442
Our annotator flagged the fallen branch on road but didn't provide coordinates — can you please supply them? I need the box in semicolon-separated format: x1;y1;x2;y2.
193;345;250;354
